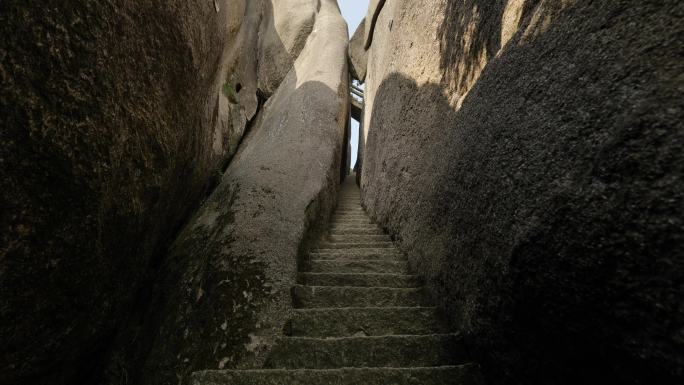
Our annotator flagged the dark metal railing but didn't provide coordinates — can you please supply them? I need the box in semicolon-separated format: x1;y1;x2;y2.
350;83;364;100
350;82;364;122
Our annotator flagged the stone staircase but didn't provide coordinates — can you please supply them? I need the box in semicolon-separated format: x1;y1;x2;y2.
191;176;483;384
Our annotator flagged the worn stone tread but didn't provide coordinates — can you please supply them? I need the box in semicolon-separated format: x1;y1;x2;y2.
264;334;467;369
328;234;391;242
288;306;449;337
332;218;373;223
308;250;405;261
334;215;371;220
330;225;383;232
329;228;385;235
297;272;421;287
291;285;428;308
192;364;484;385
316;241;394;249
332;218;374;223
307;259;409;274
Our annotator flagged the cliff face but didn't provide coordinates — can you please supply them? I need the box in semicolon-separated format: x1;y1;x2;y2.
119;1;350;383
357;1;684;384
0;1;348;384
0;2;240;383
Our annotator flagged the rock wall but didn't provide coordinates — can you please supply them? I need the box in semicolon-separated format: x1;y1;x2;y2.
0;1;242;383
258;0;319;96
0;0;346;384
349;19;368;81
358;1;684;384
106;0;349;384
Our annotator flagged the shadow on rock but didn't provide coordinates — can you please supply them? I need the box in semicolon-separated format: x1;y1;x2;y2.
362;1;684;383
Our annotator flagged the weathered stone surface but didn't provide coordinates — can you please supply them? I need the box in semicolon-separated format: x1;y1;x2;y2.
0;1;256;384
124;0;349;383
264;334;467;369
364;0;387;49
192;364;485;385
308;259;409;274
318;242;393;249
330;227;385;235
292;285;427;308
310;249;403;260
258;0;319;96
222;0;264;130
359;1;684;384
289;307;448;337
349;19;368;81
328;234;391;243
298;273;422;288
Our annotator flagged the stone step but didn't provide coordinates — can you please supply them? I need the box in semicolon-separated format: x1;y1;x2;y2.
333;212;369;216
288;307;449;337
307;259;409;274
308;249;404;261
330;219;375;225
331;219;374;224
191;365;484;385
291;285;428;308
191;182;485;385
316;242;394;250
265;334;467;369
329;228;385;235
298;273;421;287
333;212;365;216
332;215;370;220
330;222;376;228
330;215;373;225
328;234;391;243
330;224;382;232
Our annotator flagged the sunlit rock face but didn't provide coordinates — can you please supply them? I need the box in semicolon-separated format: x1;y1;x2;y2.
349;18;368;81
258;0;320;96
357;1;684;384
108;0;350;384
0;0;348;384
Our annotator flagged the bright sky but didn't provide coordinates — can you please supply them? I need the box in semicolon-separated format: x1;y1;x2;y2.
339;0;368;35
338;0;369;169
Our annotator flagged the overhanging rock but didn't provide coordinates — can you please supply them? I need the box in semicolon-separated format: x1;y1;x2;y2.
364;0;387;49
349;18;368;81
136;0;350;383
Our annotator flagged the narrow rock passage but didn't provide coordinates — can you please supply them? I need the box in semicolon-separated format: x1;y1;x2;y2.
192;175;484;384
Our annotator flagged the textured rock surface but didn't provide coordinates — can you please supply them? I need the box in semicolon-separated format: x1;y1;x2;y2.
121;1;350;383
258;0;319;96
359;1;684;384
364;0;387;49
349;19;368;81
0;1;258;384
192;365;483;385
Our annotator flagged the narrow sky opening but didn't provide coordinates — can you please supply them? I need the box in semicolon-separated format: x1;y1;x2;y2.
338;0;369;170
